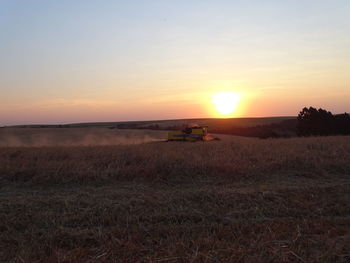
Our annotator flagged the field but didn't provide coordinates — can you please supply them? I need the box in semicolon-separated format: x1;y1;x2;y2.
0;128;349;262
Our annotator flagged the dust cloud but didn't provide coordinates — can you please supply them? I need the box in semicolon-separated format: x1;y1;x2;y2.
0;128;167;147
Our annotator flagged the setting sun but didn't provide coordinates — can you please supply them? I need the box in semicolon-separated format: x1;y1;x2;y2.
212;92;240;115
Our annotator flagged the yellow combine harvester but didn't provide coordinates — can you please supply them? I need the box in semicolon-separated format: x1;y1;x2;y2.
168;126;215;142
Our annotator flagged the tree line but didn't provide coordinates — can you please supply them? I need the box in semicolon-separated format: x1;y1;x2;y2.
297;107;350;136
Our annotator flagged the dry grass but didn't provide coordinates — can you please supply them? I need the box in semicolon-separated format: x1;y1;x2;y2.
0;128;349;262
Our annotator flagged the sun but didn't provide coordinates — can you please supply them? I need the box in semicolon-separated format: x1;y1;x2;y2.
212;92;240;115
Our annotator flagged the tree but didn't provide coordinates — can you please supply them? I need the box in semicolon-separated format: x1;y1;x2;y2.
334;113;350;135
297;107;350;136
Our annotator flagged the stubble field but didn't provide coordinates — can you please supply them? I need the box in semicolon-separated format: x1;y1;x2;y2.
0;128;349;262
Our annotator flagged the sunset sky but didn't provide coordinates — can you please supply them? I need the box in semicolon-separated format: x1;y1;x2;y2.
1;0;349;125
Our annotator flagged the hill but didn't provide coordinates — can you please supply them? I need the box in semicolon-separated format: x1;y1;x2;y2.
7;116;295;129
7;116;297;138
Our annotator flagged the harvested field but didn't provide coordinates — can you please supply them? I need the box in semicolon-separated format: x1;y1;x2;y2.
0;128;349;262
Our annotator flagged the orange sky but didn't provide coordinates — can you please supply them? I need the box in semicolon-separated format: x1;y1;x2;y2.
1;1;349;125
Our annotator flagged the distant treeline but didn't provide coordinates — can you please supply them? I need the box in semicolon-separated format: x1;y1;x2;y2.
297;107;350;136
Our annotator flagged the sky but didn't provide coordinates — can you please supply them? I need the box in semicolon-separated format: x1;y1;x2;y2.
1;0;349;125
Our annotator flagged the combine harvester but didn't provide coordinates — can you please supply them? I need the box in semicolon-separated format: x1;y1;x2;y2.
167;126;219;142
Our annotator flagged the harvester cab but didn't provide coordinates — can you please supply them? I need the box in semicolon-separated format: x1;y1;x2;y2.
167;126;211;141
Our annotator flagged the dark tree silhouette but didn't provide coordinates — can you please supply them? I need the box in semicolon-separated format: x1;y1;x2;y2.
334;113;350;134
297;107;350;136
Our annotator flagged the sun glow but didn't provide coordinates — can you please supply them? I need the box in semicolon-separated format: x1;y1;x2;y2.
212;92;240;115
